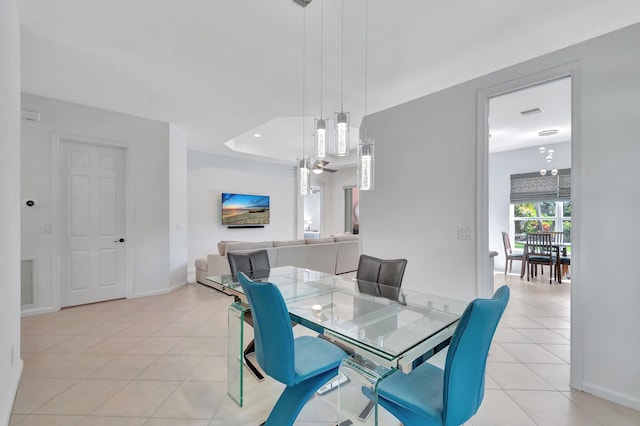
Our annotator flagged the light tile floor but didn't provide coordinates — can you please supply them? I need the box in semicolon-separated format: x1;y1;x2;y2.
11;274;640;425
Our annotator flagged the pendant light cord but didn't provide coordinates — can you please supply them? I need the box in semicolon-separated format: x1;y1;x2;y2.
319;0;323;117
364;0;368;138
340;0;344;111
302;6;306;158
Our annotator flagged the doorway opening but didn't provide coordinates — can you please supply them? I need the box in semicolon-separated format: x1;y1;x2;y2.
484;73;575;390
488;76;572;282
304;184;323;239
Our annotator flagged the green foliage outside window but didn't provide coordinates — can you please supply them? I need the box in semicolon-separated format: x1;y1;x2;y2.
513;201;571;244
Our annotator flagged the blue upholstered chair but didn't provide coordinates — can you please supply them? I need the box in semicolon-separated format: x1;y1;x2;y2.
366;285;510;426
237;272;348;426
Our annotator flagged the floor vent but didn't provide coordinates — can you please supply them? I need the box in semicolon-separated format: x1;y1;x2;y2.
21;259;35;305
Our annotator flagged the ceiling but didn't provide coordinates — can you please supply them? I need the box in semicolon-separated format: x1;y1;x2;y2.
17;0;640;167
489;76;571;153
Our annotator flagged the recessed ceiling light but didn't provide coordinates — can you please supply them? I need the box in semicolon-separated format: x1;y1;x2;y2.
521;107;543;116
253;133;261;138
538;129;558;137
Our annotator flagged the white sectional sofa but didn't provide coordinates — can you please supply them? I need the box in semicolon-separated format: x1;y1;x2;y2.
195;235;360;293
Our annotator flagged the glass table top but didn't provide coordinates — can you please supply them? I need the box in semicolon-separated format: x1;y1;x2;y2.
207;266;467;362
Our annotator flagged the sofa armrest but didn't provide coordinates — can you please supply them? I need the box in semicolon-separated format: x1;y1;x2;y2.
335;241;360;274
207;254;232;277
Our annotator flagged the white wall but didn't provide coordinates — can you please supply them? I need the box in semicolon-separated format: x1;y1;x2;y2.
362;90;478;301
187;151;297;268
489;142;571;272
0;0;23;423
169;125;188;285
21;93;176;312
363;23;640;409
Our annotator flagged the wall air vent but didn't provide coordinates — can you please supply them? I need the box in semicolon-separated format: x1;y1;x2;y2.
21;259;35;305
21;110;41;121
520;107;543;116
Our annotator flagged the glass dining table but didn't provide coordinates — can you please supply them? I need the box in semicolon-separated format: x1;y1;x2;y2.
206;266;467;423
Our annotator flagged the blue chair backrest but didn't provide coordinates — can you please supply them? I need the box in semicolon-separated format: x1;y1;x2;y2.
442;285;509;426
237;272;296;386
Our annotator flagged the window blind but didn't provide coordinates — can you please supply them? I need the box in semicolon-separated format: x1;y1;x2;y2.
510;168;571;203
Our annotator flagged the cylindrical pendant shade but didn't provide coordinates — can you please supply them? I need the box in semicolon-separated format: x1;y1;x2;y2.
299;157;310;195
334;111;349;157
315;118;327;158
358;138;374;191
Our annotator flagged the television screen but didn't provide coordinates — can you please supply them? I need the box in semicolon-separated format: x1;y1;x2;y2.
221;193;270;225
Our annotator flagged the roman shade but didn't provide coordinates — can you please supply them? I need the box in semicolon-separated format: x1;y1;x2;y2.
510;168;571;203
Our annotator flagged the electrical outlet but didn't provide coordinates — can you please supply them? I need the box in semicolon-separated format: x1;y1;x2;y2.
457;226;472;240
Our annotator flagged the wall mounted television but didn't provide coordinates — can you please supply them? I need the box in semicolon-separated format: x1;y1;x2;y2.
221;192;270;226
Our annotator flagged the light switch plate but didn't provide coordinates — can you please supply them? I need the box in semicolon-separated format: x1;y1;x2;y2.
457;226;472;240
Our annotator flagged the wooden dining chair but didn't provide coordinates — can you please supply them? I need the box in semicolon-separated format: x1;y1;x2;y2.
525;233;556;284
549;231;570;281
550;231;564;246
501;232;524;275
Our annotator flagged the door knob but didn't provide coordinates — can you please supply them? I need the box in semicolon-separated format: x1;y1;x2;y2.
114;238;125;243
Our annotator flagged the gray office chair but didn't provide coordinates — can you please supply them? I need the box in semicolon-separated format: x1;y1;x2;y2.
354;254;408;419
356;254;408;300
228;249;271;282
227;249;296;381
227;250;271;381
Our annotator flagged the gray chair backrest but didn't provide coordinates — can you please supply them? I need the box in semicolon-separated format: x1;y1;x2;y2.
228;249;270;280
356;254;407;300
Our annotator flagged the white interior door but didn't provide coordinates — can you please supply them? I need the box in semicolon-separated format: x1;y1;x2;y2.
59;140;126;307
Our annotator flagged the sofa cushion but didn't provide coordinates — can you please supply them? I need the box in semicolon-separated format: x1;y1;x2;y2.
333;235;359;242
306;237;335;244
273;239;306;247
276;243;338;274
217;241;238;256
220;241;274;256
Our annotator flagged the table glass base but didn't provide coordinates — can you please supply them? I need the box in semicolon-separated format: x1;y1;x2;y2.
337;354;394;425
228;301;247;406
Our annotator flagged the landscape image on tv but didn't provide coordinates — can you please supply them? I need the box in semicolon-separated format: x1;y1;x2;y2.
222;193;270;225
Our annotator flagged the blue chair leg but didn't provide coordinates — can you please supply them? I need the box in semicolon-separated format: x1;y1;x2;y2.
264;367;339;426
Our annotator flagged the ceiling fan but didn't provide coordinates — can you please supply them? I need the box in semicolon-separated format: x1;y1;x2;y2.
312;159;337;174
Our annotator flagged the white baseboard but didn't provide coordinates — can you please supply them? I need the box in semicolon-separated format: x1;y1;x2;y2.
130;281;187;299
21;306;59;317
1;359;23;426
581;382;640;412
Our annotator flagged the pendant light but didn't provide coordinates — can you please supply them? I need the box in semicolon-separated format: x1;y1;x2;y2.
358;0;374;191
314;0;327;159
299;4;310;195
334;0;349;157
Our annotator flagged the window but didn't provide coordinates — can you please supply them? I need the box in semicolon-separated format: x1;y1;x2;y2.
509;168;571;250
511;201;571;249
